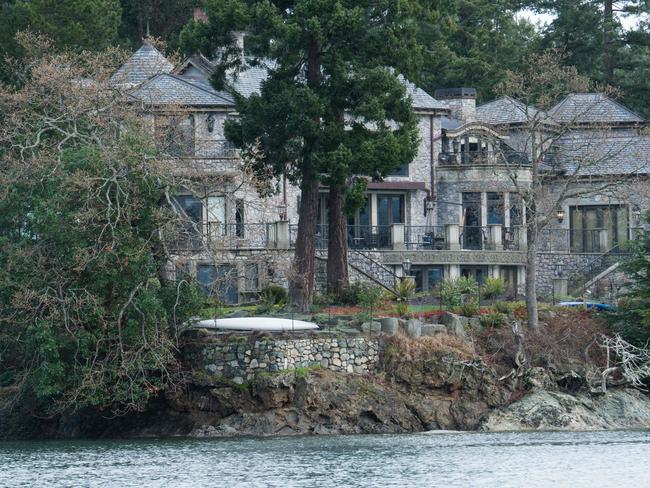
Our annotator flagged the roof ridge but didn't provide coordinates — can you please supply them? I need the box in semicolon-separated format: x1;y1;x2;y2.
167;74;234;104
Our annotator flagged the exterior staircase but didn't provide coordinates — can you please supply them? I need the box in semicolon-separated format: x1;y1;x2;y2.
315;249;399;294
567;244;629;300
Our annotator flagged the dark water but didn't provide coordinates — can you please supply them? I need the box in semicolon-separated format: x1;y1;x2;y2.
1;430;649;487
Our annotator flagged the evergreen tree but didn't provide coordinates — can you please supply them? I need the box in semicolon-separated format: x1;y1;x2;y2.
0;0;122;82
119;0;199;49
180;0;421;308
418;0;539;101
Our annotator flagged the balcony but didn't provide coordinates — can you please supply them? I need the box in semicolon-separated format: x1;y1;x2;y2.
192;139;239;159
439;150;528;166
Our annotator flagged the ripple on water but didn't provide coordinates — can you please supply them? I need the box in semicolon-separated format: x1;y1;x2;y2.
1;430;650;488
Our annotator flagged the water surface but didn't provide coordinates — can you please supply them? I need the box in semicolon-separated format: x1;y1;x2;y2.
1;430;649;487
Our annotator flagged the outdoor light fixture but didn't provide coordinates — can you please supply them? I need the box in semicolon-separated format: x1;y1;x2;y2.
556;208;565;223
633;204;642;224
555;262;564;278
206;113;215;133
277;204;288;220
402;257;411;276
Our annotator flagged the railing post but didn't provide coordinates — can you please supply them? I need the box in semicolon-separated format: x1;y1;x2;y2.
275;221;290;250
391;223;405;250
518;226;527;250
599;229;609;253
446;224;460;250
488;224;503;251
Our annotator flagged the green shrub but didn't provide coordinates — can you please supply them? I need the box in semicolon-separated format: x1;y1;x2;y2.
394;277;416;301
481;277;505;299
337;283;367;305
438;277;479;308
395;301;410;318
494;300;512;314
459;299;480;317
479;312;506;328
260;284;288;306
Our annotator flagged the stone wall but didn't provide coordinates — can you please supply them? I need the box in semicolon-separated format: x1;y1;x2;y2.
185;335;381;383
536;252;596;297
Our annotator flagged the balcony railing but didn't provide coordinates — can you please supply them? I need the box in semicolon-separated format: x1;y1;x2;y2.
167;222;271;251
193;139;239;159
405;226;447;250
168;222;526;253
439;150;529;166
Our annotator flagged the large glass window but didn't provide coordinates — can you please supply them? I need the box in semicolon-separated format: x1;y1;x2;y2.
413;266;444;293
207;195;225;236
570;205;628;253
197;264;238;303
487;192;505;225
173;195;203;249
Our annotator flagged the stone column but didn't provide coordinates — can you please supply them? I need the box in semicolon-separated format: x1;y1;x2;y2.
599;229;609;253
391;223;406;250
446;224;460;250
553;277;568;299
275;220;290;250
488;224;503;251
448;264;461;279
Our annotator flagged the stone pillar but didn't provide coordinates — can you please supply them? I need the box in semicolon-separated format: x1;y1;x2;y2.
448;264;460;279
275;220;290;250
518;226;528;250
553;277;568;299
488;224;503;251
599;229;609;253
391;223;406;250
446;224;460;250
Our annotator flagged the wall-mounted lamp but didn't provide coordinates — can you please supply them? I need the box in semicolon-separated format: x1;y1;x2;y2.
402;257;411;276
633;204;642;225
556;208;565;224
555;263;564;278
206;113;215;133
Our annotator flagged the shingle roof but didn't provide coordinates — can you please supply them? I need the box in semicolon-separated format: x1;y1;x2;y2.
129;74;235;106
549;93;644;125
227;61;275;98
549;133;650;176
397;75;449;112
475;96;546;125
110;42;174;87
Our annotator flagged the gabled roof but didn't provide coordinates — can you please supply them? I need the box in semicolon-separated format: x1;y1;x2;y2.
129;73;235;107
475;96;546;125
397;75;449;112
549;93;644;125
110;42;174;87
549;133;650;176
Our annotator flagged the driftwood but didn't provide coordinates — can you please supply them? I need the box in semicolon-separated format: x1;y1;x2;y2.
591;334;650;393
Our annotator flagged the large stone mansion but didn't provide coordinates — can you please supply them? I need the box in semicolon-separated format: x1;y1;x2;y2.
110;40;650;304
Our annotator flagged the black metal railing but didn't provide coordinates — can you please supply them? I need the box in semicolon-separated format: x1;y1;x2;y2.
405;225;447;250
439;150;528;166
193;139;239;159
460;226;490;250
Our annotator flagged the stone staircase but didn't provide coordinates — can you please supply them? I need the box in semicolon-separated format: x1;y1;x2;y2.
568;244;629;300
315;249;399;294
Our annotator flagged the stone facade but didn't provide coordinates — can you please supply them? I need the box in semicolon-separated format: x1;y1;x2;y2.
186;335;381;383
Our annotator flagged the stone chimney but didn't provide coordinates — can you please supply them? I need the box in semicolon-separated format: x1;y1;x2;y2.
434;88;477;122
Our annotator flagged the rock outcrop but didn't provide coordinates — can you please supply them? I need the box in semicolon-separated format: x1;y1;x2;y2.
481;388;650;431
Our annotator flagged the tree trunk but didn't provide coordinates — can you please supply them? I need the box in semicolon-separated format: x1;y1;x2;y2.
526;224;539;329
288;172;319;311
326;183;349;295
603;0;614;85
288;35;321;312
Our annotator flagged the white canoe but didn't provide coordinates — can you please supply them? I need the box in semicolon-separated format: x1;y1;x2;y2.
196;317;319;331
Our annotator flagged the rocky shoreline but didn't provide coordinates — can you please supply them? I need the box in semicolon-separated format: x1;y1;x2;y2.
3;324;650;439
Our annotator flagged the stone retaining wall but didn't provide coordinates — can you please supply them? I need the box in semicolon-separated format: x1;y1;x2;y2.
185;335;381;384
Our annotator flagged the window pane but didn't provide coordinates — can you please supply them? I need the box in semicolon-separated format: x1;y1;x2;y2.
487;192;504;225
